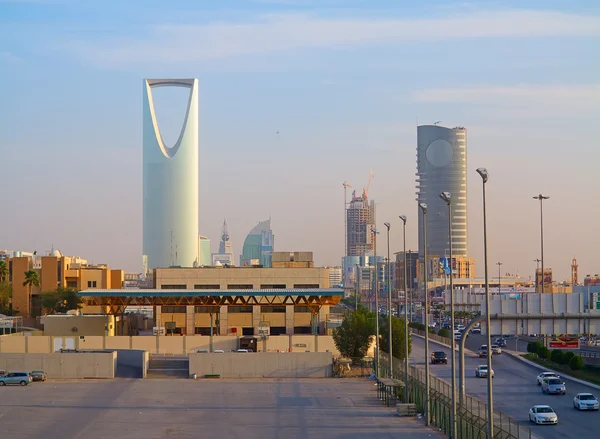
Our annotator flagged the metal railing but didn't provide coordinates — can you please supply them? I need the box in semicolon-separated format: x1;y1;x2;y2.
378;353;541;439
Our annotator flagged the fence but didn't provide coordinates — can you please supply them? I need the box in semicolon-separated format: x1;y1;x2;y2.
378;353;541;439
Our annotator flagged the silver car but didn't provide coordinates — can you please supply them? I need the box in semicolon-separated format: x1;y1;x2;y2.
573;393;599;410
542;377;566;395
0;372;32;386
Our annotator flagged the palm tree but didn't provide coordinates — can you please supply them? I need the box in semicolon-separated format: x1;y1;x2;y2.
23;270;40;315
0;260;8;282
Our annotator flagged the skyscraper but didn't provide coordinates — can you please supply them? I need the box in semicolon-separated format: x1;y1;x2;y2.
240;220;274;267
416;124;467;259
346;190;375;257
212;219;234;266
143;78;199;270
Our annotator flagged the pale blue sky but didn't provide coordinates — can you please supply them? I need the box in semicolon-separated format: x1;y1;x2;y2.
1;0;599;281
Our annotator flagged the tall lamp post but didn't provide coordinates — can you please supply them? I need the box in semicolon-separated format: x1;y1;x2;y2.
533;194;549;294
371;227;380;378
440;191;457;439
384;222;392;377
477;168;494;439
419;202;430;426
497;262;503;295
399;215;409;403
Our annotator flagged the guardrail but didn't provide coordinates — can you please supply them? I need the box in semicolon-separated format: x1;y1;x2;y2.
379;351;541;438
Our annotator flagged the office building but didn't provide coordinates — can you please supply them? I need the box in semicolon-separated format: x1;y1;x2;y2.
271;252;314;268
143;78;199;270
212;219;234;266
416;124;468;259
240;220;274;267
199;236;211;266
328;266;342;287
346;190;375;257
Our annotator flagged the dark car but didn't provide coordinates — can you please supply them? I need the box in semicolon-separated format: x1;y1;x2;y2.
30;370;47;382
430;351;448;364
495;338;507;347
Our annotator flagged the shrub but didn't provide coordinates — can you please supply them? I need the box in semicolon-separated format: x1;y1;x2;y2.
527;341;543;354
437;328;450;338
550;349;565;364
538;346;550;359
563;351;575;364
569;355;584;371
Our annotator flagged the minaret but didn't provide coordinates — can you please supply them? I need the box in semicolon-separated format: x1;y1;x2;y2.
218;219;234;264
571;256;578;287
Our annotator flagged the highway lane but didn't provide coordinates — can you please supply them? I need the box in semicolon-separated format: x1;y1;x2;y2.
410;335;599;439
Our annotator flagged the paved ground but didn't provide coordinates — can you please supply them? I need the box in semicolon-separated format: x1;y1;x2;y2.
0;378;444;439
412;335;599;439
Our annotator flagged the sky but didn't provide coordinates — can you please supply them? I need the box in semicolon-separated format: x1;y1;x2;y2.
1;0;599;282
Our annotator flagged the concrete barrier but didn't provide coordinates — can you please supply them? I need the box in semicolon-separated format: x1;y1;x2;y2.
0;352;116;379
189;352;333;378
113;349;147;378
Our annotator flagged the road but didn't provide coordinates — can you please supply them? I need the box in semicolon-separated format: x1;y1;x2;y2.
410;335;599;439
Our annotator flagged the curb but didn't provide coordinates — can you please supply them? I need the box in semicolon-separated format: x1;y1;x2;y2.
503;350;600;391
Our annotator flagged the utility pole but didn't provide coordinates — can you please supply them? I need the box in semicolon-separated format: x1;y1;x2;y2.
534;259;541;291
497;262;503;295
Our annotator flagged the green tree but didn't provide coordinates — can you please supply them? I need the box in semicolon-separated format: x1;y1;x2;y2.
569;355;584;371
0;281;14;315
332;307;376;358
41;287;84;314
550;349;565;364
563;351;575;365
379;317;412;361
527;341;543;354
0;260;8;282
437;328;450;338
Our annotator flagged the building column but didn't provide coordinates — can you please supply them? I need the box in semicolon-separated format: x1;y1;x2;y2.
252;305;261;335
219;306;228;335
285;306;294;335
318;305;328;335
154;306;162;330
186;306;194;336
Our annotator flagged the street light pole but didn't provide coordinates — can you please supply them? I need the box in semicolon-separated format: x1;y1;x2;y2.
440;192;456;439
497;262;503;295
533;195;549;294
372;227;380;378
419;202;430;426
477;168;494;439
384;222;392;378
534;259;541;291
399;215;409;403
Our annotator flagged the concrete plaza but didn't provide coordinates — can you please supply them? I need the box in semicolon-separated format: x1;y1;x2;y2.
0;378;443;439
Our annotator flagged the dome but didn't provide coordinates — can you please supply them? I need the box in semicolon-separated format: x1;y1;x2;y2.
51;249;63;257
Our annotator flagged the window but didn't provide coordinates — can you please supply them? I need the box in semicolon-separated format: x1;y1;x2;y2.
67;281;77;288
270;326;286;335
242;327;254;335
161;306;186;313
161;284;187;289
87;281;97;288
194;327;216;335
294;306;311;313
260;284;286;289
260;306;286;313
228;306;253;313
57;260;62;282
227;284;253;289
294;326;312;334
193;284;220;290
293;284;319;289
194;306;220;313
8;260;12;282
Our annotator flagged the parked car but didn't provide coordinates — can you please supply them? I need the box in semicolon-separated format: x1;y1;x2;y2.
30;370;47;382
0;372;32;386
537;372;560;385
529;405;558;425
491;345;502;355
213;350;225;353
542;377;566;395
431;351;448;364
573;393;599;411
478;345;488;358
475;365;494;378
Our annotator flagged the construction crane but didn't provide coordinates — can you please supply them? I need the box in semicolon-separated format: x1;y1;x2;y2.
343;182;352;258
362;168;374;200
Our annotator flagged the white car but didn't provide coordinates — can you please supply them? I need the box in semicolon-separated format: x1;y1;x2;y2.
537;372;559;385
475;365;494;378
471;327;481;334
529;405;558;425
573;393;600;411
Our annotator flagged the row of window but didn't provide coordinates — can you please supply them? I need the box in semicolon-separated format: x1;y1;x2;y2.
161;305;314;314
160;284;320;290
189;327;316;335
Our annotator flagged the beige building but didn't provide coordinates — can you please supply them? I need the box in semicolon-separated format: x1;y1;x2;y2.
153;266;331;337
41;314;116;337
6;251;124;318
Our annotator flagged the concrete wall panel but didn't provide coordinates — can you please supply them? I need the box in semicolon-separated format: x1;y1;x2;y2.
131;336;156;352
0;352;116;379
79;336;105;350
189;352;332;378
105;337;131;350
26;336;51;353
0;336;26;353
158;336;184;354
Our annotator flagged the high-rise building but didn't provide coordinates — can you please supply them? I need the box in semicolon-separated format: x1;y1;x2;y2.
212;219;235;266
240;220;274;267
346;190;375;257
416;125;468;259
143;78;199;270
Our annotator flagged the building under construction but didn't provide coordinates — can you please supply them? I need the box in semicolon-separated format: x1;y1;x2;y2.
346;191;375;257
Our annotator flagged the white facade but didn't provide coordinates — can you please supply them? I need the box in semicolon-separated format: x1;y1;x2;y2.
143;78;199;270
